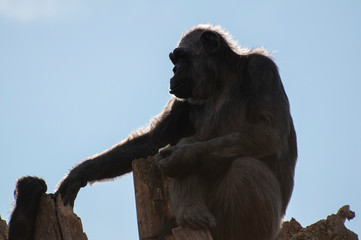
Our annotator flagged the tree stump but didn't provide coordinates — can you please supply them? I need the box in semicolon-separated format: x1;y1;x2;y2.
0;216;8;240
172;227;213;240
276;205;358;240
132;157;213;240
33;195;87;240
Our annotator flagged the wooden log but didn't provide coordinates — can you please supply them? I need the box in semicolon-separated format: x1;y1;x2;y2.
132;156;176;239
34;194;62;239
172;227;213;240
34;194;87;240
0;216;8;240
56;196;88;240
132;157;213;240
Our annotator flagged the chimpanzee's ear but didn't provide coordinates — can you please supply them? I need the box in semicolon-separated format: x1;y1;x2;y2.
200;30;220;53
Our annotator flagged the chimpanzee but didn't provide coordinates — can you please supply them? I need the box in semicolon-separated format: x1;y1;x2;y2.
57;24;297;240
8;177;47;240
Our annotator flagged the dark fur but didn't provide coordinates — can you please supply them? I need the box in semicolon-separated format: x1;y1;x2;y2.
57;24;297;240
8;176;47;240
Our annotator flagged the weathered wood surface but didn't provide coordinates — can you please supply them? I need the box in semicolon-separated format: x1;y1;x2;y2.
276;205;358;240
132;157;213;240
0;216;8;240
34;195;87;240
133;156;175;239
172;227;214;240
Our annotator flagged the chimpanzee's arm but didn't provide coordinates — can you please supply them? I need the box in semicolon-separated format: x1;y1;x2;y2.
57;98;193;206
155;120;284;178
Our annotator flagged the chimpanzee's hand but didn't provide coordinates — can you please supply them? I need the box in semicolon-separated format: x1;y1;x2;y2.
56;173;87;208
154;144;198;177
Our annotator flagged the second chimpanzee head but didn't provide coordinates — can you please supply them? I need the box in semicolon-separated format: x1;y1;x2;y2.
169;25;237;101
14;176;47;202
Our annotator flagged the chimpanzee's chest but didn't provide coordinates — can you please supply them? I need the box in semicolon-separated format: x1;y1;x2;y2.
190;103;245;141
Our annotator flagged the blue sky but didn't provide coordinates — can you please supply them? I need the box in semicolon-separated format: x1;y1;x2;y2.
0;1;360;239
